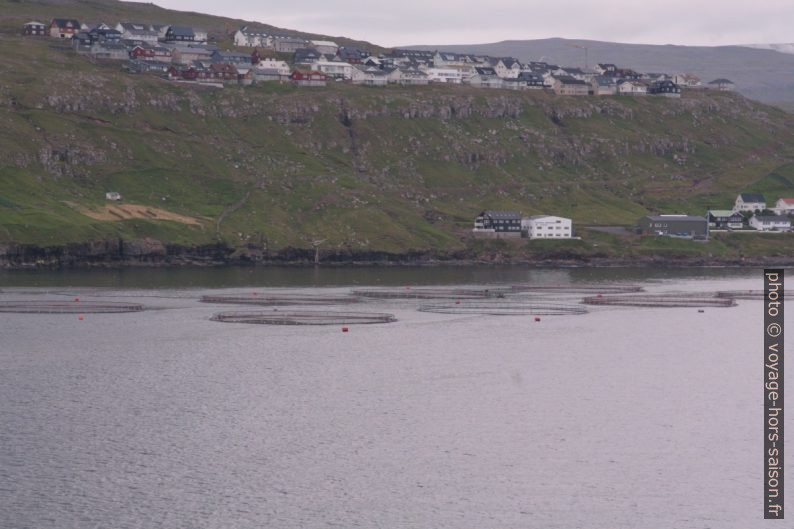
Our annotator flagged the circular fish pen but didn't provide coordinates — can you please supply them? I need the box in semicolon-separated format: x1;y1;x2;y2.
511;285;644;294
418;301;588;316
210;310;396;325
716;290;794;300
0;301;145;313
352;287;511;300
200;294;359;306
582;293;736;308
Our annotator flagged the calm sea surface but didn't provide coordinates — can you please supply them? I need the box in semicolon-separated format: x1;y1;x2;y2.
0;266;790;528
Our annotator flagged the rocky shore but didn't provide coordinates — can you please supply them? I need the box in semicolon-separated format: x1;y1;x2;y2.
2;239;792;269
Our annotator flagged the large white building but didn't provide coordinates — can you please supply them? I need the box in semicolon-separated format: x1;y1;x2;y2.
521;215;573;239
749;215;791;231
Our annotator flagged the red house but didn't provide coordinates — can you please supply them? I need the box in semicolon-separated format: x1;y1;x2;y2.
49;18;80;39
210;63;238;81
130;45;155;59
290;70;327;86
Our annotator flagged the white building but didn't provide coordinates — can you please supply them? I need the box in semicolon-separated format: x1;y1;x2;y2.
750;215;791;231
422;67;464;84
311;40;338;55
617;80;647;95
774;198;794;214
733;193;766;213
255;58;290;75
521;215;573;239
314;60;354;79
234;27;273;48
493;58;521;79
105;192;121;201
350;65;388;86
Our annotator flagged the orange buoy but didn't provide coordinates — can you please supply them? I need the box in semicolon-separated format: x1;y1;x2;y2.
342;326;349;332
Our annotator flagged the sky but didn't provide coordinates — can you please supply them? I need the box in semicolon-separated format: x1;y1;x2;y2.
154;0;793;47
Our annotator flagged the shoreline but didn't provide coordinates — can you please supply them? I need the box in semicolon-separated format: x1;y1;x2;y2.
2;241;793;270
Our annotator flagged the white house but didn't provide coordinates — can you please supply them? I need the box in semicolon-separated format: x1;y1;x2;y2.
617;79;647;95
105;191;122;201
521;215;573;239
314;60;354;79
350;65;388;86
115;22;159;43
750;215;791;231
673;73;701;87
255;58;290;75
422;67;464;84
733;193;766;213
493;58;521;79
775;198;794;214
311;40;338;55
234;27;273;48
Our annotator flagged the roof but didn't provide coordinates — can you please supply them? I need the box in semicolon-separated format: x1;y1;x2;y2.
51;19;80;28
555;75;588;85
708;210;741;217
480;211;521;220
754;215;791;222
168;26;195;37
474;66;497;76
779;198;794;205
739;193;766;202
311;40;338;47
709;78;734;84
644;215;707;222
24;21;46;26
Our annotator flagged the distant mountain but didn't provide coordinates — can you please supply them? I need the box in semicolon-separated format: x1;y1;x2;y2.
407;38;794;105
743;44;794;55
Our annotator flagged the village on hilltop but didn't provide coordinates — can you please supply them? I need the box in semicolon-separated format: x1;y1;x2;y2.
23;19;737;95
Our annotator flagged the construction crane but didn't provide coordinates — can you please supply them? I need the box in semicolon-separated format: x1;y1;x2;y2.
569;43;589;69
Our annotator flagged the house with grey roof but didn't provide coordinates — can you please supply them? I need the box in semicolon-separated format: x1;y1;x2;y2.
473;211;522;237
706;210;744;229
165;26;196;42
708;78;735;91
234;26;273;48
750;215;791;231
733;193;766;213
115;22;159;43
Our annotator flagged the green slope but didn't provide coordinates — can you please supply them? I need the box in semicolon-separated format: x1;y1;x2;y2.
1;30;794;260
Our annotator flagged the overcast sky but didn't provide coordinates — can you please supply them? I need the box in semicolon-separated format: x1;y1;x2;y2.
154;0;793;47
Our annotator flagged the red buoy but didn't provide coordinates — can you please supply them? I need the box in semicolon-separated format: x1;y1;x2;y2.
342;326;349;332
78;314;85;321
74;296;80;302
534;317;541;322
455;300;460;305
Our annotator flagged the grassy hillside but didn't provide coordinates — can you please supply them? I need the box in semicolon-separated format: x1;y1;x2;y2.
1;31;794;261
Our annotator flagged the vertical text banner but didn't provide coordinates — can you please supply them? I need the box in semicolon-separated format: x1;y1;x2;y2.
765;269;784;519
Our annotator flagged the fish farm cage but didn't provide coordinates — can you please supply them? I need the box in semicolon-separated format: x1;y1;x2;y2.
582;293;736;308
716;290;793;300
210;310;397;325
200;294;359;306
418;301;588;316
510;285;644;294
351;287;512;300
0;301;145;313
